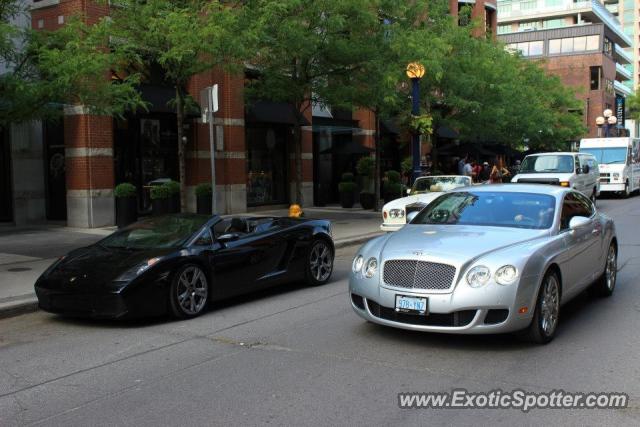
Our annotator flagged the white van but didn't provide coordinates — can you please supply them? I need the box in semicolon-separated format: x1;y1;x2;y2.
579;137;640;198
512;152;600;202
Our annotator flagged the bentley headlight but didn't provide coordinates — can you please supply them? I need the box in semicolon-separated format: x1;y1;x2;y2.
495;265;518;285
466;265;490;288
352;255;364;273
389;209;405;219
364;257;378;278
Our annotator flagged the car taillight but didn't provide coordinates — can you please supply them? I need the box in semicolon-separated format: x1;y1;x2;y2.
383;211;388;219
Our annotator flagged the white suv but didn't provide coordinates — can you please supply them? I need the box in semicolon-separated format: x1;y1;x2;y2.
512;152;600;203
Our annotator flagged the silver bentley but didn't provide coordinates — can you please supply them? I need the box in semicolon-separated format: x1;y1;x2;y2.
349;184;617;343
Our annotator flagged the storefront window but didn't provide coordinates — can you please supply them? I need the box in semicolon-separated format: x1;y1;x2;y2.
246;126;289;206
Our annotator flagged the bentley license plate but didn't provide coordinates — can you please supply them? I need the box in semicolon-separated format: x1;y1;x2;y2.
395;295;428;315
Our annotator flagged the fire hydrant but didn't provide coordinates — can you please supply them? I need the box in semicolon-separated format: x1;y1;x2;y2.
289;204;303;218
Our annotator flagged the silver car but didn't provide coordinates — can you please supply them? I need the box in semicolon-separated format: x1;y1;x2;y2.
349;184;617;343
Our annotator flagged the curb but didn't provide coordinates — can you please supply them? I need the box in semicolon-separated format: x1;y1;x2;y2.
0;296;38;320
0;233;384;320
334;232;383;249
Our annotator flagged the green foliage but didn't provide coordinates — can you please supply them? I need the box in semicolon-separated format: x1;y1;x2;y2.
195;183;212;197
338;181;357;193
163;180;181;195
385;170;401;183
409;114;433;136
356;157;375;177
385;182;402;197
341;172;355;182
401;157;413;175
150;185;170;200
114;183;137;198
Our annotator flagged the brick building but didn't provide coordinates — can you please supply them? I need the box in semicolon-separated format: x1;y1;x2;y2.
497;0;634;138
0;0;497;227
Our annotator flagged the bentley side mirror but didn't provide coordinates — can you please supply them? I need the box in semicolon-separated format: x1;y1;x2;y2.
569;216;590;231
217;233;241;244
406;211;419;223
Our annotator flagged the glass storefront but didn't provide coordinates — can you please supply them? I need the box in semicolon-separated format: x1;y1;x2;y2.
246;125;289;206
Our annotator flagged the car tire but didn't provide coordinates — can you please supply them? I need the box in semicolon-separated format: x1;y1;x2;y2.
169;264;209;319
306;239;334;286
593;242;617;298
525;270;561;344
623;182;630;198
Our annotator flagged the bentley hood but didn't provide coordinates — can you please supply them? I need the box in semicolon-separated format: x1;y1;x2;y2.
379;224;548;265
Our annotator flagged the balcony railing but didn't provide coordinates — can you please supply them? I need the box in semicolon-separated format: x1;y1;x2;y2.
614;80;633;96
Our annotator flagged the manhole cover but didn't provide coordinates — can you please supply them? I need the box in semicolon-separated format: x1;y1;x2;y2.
7;267;32;272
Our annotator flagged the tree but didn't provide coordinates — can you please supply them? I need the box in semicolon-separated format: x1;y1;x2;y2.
1;1;143;126
95;0;243;211
242;0;387;205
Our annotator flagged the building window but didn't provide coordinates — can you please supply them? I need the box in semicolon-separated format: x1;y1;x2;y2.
549;39;561;54
543;18;565;29
507;41;544;57
590;66;601;90
573;36;587;51
498;24;511;34
529;40;544;56
561;38;574;53
545;0;563;6
586;35;600;51
603;37;613;56
37;19;44;29
519;21;538;31
520;0;538;11
605;79;614;95
498;2;512;15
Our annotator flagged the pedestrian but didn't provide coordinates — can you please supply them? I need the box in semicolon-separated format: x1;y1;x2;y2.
490;158;510;184
463;159;473;179
479;161;491;182
472;161;483;183
458;155;468;176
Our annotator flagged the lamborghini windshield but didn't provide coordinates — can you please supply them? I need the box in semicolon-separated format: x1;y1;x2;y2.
100;215;210;249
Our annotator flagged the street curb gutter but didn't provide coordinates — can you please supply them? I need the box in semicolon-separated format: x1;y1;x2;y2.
0;233;384;320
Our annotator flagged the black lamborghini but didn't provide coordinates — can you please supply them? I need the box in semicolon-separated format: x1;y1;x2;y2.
35;214;334;319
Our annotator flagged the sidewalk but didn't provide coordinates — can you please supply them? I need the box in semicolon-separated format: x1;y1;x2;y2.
0;207;382;318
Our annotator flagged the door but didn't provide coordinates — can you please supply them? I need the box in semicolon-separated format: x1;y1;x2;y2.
559;192;599;297
44;121;67;220
211;219;288;298
0;127;12;222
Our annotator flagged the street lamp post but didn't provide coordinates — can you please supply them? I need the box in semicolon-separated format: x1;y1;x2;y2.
406;62;425;184
596;109;617;137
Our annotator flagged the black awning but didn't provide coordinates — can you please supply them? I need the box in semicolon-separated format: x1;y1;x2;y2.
312;115;359;129
319;140;374;155
246;101;310;125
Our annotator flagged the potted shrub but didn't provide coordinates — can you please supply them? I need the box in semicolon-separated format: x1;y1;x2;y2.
150;185;170;215
384;170;402;203
357;156;375;209
114;183;137;228
163;180;181;213
338;173;356;208
195;183;213;215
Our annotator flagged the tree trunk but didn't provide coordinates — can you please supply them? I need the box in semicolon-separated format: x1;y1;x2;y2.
374;110;381;212
176;85;186;212
293;120;303;205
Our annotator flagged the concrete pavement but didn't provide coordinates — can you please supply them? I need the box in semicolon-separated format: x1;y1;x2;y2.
0;207;382;318
0;197;638;426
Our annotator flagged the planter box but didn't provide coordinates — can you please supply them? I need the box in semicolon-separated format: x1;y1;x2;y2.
168;193;180;213
152;198;170;216
339;191;355;209
196;194;212;215
115;196;137;228
359;192;375;210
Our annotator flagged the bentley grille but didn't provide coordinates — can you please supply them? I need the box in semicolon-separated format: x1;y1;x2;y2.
383;260;456;291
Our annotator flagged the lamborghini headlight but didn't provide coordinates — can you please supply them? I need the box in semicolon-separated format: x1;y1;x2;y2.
114;257;162;282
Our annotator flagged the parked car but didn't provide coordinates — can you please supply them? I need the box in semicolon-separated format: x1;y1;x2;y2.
380;175;472;232
579;137;640;198
35;214;334;319
512;152;600;203
350;184;617;343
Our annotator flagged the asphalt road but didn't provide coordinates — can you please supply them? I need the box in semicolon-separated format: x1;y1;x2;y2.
1;196;639;426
